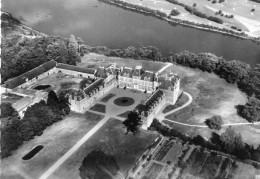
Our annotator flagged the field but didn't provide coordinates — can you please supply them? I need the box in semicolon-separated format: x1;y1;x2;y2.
162;92;190;113
0;112;104;179
80;53;168;72
143;162;164;179
1;93;23;104
25;73;84;92
100;93;116;103
89;103;106;113
154;140;174;161
117;111;131;118
159;63;260;147
162;142;184;164
121;0;260;37
50;118;158;179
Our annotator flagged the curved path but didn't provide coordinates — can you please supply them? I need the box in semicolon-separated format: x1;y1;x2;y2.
158;91;260;128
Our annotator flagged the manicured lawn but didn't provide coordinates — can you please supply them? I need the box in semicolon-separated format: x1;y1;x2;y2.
0;112;104;179
89;103;106;113
84;111;105;121
117;111;131;118
100;93;116;103
114;97;135;106
50;118;158;179
162;93;189;113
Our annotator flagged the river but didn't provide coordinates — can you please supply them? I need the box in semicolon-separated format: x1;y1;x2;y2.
2;0;260;66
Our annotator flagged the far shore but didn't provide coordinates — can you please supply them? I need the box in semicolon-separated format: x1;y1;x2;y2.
99;0;260;43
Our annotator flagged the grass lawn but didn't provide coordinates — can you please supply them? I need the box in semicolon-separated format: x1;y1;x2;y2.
162;142;184;165
162;93;189;114
1;93;23;104
50;118;158;179
159;64;260;146
123;0;260;36
117;111;131;118
100;93;116;103
89;103;106;113
26;73;83;92
0;112;104;179
80;53;168;72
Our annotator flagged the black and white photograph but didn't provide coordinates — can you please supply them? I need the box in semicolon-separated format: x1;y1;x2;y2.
1;0;260;179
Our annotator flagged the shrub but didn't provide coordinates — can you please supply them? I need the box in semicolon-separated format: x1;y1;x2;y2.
170;9;180;16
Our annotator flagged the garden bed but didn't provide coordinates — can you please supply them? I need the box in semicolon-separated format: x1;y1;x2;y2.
114;97;135;106
89;103;106;113
100;93;116;103
84;111;105;121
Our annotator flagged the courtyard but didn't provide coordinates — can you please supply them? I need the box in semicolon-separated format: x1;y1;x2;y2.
25;73;86;92
1;87;156;179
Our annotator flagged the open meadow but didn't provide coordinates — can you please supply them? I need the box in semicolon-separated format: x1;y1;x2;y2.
0;112;104;179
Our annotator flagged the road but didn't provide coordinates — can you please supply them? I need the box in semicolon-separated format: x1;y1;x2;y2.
157;91;260;128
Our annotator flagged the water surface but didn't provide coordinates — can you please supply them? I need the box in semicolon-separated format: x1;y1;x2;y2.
2;0;260;66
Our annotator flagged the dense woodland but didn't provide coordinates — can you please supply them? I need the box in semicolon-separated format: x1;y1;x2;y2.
0;91;70;158
1;13;81;82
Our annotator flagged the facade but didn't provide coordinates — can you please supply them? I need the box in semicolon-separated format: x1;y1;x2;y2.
2;60;100;118
2;60;181;123
118;66;159;93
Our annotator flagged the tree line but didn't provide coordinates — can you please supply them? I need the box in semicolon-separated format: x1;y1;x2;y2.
0;91;70;158
1;12;81;83
151;119;260;163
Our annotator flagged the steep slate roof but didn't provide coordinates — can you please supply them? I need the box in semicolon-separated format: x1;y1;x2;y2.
120;67;133;77
57;63;96;74
3;60;57;89
84;78;104;96
133;66;145;77
158;74;179;90
141;71;155;82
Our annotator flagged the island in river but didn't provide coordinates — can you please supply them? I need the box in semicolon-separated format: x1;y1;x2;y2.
100;0;260;40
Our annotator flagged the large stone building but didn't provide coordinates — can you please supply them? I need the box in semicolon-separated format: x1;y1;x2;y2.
1;61;181;125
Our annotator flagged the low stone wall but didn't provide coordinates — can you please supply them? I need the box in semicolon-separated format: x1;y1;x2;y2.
69;80;117;112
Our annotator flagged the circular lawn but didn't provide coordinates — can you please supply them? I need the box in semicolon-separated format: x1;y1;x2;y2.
114;97;135;107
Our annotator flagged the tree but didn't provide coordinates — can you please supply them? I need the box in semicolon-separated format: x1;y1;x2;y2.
170;9;180;16
1;114;23;158
58;93;71;115
204;115;223;130
68;34;81;65
79;150;119;179
0;102;17;117
79;78;91;90
236;94;260;122
47;90;59;107
220;127;244;154
123;110;143;135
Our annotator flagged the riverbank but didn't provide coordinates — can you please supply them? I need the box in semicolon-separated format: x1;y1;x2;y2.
99;0;260;43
